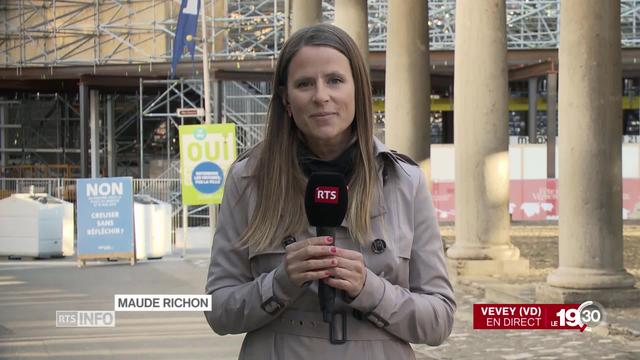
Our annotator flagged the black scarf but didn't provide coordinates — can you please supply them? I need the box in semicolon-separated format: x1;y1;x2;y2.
297;138;358;182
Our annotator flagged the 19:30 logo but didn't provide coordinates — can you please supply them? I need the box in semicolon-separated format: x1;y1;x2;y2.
555;301;606;331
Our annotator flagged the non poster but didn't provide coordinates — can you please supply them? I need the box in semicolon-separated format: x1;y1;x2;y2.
179;124;236;205
76;177;134;258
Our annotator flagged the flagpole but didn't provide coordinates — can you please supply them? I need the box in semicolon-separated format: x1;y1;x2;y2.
200;0;212;125
199;0;217;244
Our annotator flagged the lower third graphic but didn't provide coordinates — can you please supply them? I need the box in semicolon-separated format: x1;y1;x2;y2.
473;301;606;332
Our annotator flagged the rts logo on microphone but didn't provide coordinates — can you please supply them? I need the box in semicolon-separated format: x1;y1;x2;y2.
315;186;339;204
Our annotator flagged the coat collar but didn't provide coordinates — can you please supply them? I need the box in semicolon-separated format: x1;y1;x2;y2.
238;137;391;225
240;136;393;179
373;136;392;158
373;136;411;177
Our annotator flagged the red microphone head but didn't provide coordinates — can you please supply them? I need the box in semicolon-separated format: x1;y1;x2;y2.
304;172;348;227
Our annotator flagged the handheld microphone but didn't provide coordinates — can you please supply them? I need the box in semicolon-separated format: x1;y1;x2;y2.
304;172;348;324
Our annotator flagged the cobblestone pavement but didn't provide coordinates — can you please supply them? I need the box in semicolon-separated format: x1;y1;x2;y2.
0;257;245;359
413;282;640;360
419;223;640;360
0;223;638;359
441;222;640;271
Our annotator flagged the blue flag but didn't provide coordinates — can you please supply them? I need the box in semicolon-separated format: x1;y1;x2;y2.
171;0;200;77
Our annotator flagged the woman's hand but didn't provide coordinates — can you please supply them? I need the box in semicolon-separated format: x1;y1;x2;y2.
283;237;367;298
284;236;337;287
322;248;366;298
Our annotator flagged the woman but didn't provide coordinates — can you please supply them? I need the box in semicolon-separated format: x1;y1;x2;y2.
204;24;455;359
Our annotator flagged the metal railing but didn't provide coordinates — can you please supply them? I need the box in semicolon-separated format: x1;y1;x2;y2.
0;178;78;202
222;80;270;154
133;178;181;204
0;177;209;230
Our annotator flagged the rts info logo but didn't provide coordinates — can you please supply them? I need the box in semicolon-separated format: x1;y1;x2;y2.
56;311;115;327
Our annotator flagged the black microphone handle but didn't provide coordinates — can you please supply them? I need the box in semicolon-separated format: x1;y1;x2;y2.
316;226;336;323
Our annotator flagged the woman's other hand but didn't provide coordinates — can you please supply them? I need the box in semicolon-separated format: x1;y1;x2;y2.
284;236;337;287
322;248;366;298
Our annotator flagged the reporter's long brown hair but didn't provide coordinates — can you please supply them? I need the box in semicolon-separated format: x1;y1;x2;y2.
237;24;378;252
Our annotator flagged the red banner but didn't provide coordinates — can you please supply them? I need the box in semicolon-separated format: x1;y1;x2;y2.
431;182;456;222
431;179;640;222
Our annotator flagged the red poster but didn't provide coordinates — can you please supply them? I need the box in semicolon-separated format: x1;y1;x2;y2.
431;179;638;222
509;179;558;221
431;182;455;222
622;179;640;219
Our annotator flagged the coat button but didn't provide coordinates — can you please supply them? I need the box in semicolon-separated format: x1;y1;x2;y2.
282;236;296;249
371;239;386;254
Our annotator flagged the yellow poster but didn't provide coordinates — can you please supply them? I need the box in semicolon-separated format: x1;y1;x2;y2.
179;124;236;205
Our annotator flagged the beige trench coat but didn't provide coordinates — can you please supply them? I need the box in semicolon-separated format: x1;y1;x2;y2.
204;138;456;359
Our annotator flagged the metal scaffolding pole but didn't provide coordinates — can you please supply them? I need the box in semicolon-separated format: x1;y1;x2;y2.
201;0;213;125
166;83;171;173
214;80;221;123
528;77;538;144
139;78;144;178
107;95;115;177
0;102;5;187
56;96;61;165
79;83;90;178
200;0;214;256
63;95;70;165
90;89;100;178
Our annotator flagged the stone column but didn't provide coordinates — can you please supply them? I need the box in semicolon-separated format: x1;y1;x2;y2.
333;0;368;68
384;0;429;165
537;0;638;306
291;0;322;33
528;77;538;144
447;0;528;276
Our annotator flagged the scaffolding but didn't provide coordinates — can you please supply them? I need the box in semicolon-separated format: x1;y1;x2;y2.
0;0;175;67
2;0;639;68
138;77;269;164
1;0;639;177
0;95;80;168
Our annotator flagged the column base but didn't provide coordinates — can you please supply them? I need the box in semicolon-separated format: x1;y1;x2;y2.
447;258;530;277
446;243;521;261
546;267;637;289
536;284;640;308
